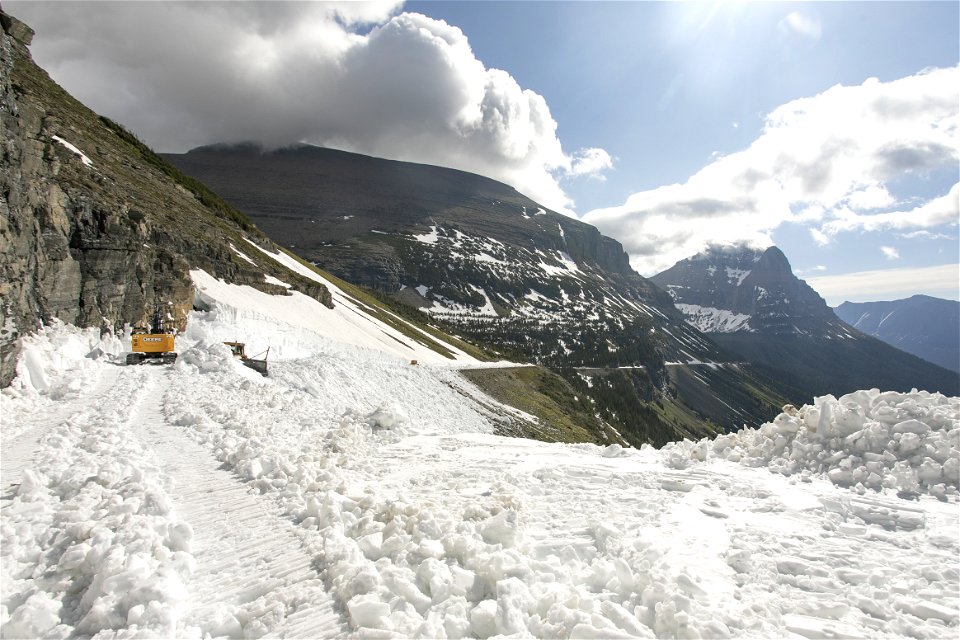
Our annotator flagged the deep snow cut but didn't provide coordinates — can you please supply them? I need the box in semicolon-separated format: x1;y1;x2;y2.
2;264;958;639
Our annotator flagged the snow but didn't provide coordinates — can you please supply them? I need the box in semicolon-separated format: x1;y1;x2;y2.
2;271;959;638
725;267;751;286
675;303;753;333
240;241;481;364
229;243;257;266
52;135;93;167
412;226;439;244
263;274;292;288
537;250;581;277
663;390;960;498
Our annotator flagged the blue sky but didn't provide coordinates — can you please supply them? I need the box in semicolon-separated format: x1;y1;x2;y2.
11;1;959;303
407;1;959;302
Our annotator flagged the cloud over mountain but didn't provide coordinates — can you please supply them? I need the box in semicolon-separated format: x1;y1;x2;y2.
584;66;959;275
10;1;607;212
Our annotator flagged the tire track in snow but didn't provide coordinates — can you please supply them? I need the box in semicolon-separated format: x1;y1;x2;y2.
130;367;346;638
1;366;121;508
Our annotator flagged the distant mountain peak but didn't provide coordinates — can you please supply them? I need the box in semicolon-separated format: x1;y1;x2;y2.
651;244;836;336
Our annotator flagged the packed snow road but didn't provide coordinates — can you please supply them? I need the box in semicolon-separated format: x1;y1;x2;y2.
2;275;959;638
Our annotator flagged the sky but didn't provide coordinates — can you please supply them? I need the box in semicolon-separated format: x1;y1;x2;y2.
8;1;959;305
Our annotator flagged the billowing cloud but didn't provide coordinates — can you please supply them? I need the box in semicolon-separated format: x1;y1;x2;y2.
584;67;959;275
820;182;960;237
8;1;607;213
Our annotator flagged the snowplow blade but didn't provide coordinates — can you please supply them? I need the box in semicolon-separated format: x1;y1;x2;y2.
241;358;268;376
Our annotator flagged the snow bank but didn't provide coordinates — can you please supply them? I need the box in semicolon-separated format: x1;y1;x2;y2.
1;321;124;443
1;367;194;638
665;390;960;498
4;320;123;397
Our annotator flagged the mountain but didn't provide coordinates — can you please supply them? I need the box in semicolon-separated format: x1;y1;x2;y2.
165;144;791;444
0;12;334;385
652;245;960;399
651;245;842;335
835;295;960;373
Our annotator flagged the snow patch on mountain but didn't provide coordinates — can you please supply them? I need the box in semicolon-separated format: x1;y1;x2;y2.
412;226;439;244
725;267;751;286
675;304;753;333
52;135;93;167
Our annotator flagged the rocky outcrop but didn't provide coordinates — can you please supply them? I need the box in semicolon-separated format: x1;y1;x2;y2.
0;11;330;385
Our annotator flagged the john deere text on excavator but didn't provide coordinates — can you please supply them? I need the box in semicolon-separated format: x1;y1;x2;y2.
127;307;178;365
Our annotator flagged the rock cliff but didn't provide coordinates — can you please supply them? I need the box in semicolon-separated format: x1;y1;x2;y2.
0;11;330;385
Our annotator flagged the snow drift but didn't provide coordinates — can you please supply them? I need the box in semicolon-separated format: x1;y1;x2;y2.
2;262;958;639
664;390;960;499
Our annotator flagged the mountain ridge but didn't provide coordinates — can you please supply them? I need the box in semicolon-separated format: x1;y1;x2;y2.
835;295;960;373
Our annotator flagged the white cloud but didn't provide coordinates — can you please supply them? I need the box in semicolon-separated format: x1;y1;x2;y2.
820;182;959;236
796;265;827;276
880;246;900;260
779;11;822;41
9;1;608;213
568;148;614;180
806;263;960;306
899;230;956;241
584;67;959;275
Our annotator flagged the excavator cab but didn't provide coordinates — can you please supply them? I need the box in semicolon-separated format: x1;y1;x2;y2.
127;306;178;365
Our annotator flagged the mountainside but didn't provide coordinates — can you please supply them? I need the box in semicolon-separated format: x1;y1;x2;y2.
653;245;960;399
166;144;791;442
0;12;334;385
165;144;708;363
835;295;960;373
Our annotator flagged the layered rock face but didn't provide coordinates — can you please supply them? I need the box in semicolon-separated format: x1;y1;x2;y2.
0;12;329;385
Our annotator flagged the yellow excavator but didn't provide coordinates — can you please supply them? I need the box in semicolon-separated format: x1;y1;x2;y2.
127;307;178;365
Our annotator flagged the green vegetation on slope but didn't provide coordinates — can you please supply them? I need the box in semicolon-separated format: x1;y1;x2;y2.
460;367;623;445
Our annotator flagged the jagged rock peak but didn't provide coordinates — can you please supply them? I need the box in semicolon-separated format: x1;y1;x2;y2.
651;244;835;335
